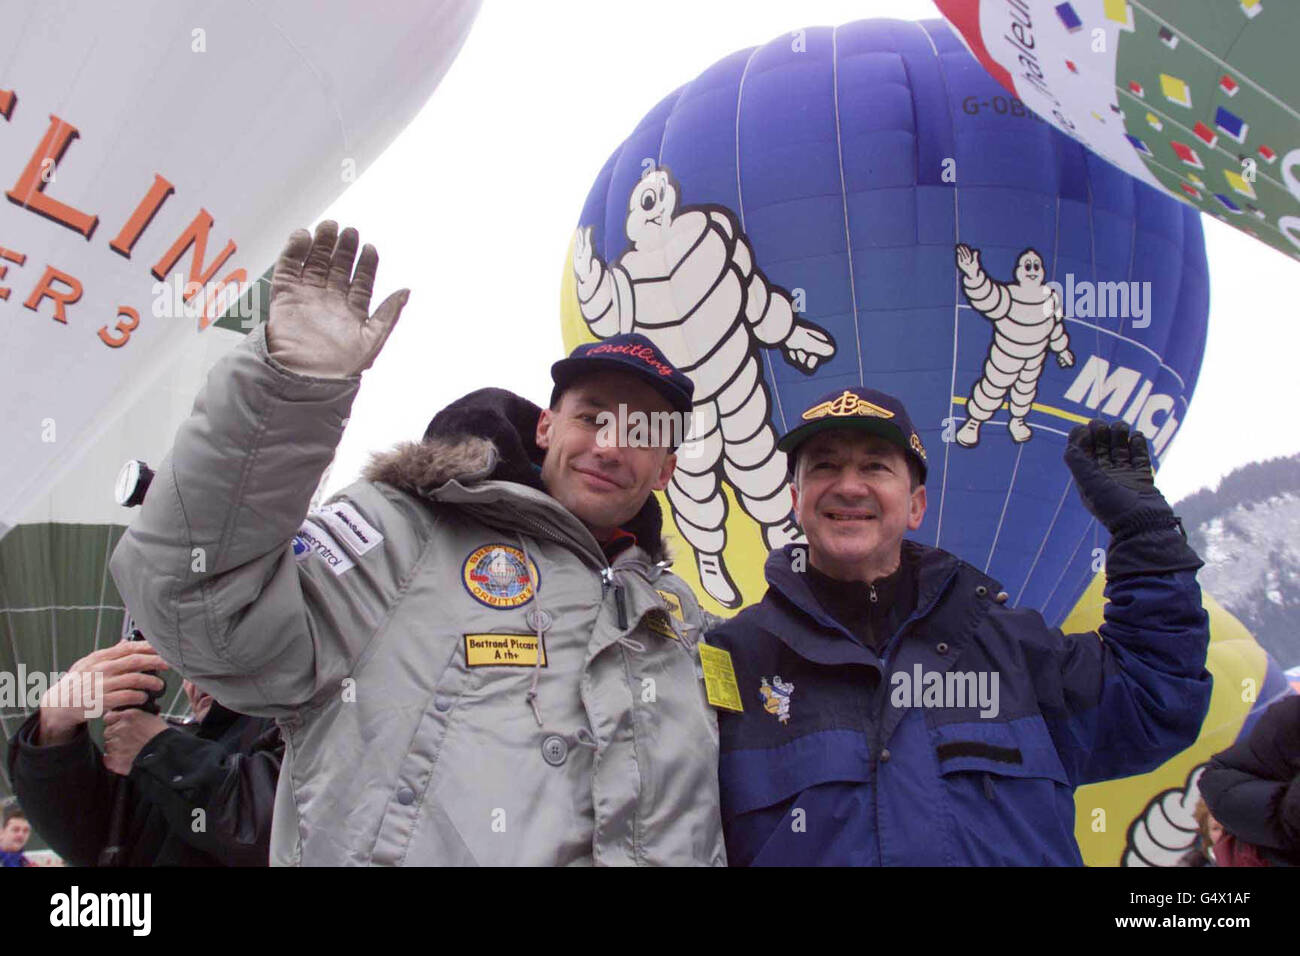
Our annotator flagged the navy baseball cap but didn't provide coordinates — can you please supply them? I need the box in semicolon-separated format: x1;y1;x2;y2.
550;334;694;417
778;386;928;483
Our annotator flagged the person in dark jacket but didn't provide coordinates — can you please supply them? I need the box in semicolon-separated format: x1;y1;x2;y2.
6;637;282;866
706;386;1212;865
1200;694;1300;866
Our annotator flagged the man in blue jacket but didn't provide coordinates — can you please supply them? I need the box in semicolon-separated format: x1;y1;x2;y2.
706;386;1212;865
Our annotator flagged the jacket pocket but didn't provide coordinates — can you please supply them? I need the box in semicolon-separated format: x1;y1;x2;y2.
932;717;1069;784
721;729;873;817
720;730;874;866
930;717;1077;865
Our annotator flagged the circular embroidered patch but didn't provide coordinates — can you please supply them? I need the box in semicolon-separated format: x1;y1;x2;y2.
461;544;539;609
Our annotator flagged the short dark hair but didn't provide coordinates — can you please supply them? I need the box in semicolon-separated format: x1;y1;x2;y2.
905;456;923;491
3;803;25;826
548;372;596;411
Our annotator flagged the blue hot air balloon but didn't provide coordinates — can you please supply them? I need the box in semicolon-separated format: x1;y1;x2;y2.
560;18;1209;623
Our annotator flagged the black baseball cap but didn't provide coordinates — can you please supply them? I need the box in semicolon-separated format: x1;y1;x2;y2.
550;334;694;417
778;386;928;483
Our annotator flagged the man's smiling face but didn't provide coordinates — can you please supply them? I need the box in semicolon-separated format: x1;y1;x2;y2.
536;371;676;540
791;429;926;581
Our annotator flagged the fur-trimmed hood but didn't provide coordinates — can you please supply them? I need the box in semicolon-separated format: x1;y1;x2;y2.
362;387;670;563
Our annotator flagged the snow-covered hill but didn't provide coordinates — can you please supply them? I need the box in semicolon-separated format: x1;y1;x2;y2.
1175;454;1300;668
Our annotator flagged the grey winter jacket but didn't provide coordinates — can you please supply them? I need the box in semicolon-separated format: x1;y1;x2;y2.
109;324;725;866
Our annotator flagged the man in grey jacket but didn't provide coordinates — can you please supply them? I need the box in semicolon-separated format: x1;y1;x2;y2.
110;221;725;865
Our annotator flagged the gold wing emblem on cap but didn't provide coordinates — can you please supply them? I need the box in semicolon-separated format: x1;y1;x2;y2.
802;390;895;421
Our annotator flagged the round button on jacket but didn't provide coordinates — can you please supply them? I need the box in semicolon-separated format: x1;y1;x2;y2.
541;735;568;766
396;787;415;805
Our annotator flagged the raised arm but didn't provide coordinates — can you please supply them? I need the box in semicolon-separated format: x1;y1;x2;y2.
108;223;411;717
1027;421;1211;784
955;243;1013;320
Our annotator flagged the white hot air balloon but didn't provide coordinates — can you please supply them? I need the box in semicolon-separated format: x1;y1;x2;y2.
0;0;480;534
0;0;481;805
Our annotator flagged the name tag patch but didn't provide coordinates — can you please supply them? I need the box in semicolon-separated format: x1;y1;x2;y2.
291;520;355;576
312;500;382;557
464;633;548;667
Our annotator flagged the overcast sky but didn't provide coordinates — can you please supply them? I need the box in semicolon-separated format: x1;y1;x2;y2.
318;0;1299;506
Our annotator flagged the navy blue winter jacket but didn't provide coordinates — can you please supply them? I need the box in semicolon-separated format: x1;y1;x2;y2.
1200;694;1300;867
707;539;1212;866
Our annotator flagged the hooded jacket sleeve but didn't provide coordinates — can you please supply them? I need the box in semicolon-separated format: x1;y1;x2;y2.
999;524;1212;786
108;325;408;717
1200;695;1300;863
129;716;283;867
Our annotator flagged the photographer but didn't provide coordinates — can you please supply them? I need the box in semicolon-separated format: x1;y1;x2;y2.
6;638;283;866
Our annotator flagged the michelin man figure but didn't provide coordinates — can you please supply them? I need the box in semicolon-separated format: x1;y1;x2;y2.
572;167;835;608
954;244;1074;447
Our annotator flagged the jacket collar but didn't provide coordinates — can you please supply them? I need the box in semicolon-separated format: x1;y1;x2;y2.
362;387;670;564
759;540;970;666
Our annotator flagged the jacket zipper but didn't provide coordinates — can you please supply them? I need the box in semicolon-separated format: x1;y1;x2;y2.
513;511;638;633
601;567;628;630
871;563;960;864
879;565;959;671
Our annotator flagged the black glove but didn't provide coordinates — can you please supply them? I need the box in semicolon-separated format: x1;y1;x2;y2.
1064;420;1202;578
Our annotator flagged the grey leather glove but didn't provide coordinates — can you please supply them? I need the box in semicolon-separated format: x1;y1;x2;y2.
265;220;409;379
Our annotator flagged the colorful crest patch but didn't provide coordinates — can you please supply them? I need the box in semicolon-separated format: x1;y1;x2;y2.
461;545;538;609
